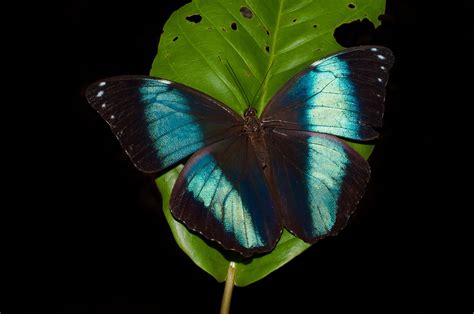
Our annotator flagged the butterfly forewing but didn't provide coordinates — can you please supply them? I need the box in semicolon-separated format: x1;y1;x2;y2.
262;46;394;140
86;76;242;173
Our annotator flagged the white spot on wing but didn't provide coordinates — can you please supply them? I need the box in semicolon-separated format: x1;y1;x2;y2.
110;114;115;120
370;47;378;52
159;79;172;85
311;59;324;67
377;78;383;83
99;82;106;86
101;103;106;109
377;54;386;60
97;91;104;97
381;65;386;70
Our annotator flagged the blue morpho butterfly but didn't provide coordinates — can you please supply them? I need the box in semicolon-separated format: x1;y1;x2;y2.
86;46;393;257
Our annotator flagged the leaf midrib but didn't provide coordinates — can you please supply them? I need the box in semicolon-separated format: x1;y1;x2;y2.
257;0;285;115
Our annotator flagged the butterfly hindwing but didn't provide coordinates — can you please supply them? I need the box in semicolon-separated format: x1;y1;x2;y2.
265;129;370;242
262;46;394;140
86;76;242;173
170;135;281;256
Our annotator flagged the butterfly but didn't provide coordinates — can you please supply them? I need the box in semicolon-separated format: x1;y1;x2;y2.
86;46;393;257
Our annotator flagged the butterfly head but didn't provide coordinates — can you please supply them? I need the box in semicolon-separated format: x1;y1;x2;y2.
243;107;262;134
244;107;257;118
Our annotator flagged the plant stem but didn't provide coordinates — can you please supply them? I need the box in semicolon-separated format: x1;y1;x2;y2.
220;262;236;314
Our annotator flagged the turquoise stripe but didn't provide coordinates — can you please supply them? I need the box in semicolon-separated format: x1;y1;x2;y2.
185;155;265;249
305;135;349;236
140;83;205;164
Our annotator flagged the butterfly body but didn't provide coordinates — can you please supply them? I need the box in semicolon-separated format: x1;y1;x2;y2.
241;108;272;172
87;46;394;257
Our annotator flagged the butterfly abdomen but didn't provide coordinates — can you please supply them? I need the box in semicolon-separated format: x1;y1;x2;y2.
242;108;272;173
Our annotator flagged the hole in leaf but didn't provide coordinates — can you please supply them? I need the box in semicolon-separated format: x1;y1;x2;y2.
292;18;297;22
186;14;202;23
313;24;318;28
266;30;270;36
231;22;237;30
265;46;270;53
240;7;253;18
348;3;356;9
173;36;179;42
218;56;222;62
334;18;375;47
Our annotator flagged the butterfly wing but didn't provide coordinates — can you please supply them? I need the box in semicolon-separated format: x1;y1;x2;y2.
170;135;281;256
86;76;242;173
262;46;394;140
265;129;370;242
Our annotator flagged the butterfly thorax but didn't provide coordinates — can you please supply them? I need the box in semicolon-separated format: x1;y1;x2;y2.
243;107;262;134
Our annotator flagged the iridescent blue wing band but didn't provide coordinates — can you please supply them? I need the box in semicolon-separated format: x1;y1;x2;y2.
262;46;394;140
86;76;242;173
170;135;281;256
265;129;370;242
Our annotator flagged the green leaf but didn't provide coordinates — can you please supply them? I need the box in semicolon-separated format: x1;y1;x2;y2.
346;141;375;160
152;0;385;286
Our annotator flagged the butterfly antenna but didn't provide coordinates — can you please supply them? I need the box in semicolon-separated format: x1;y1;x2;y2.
225;60;251;108
250;61;274;108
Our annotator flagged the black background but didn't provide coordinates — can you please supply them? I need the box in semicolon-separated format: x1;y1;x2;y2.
7;0;469;313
